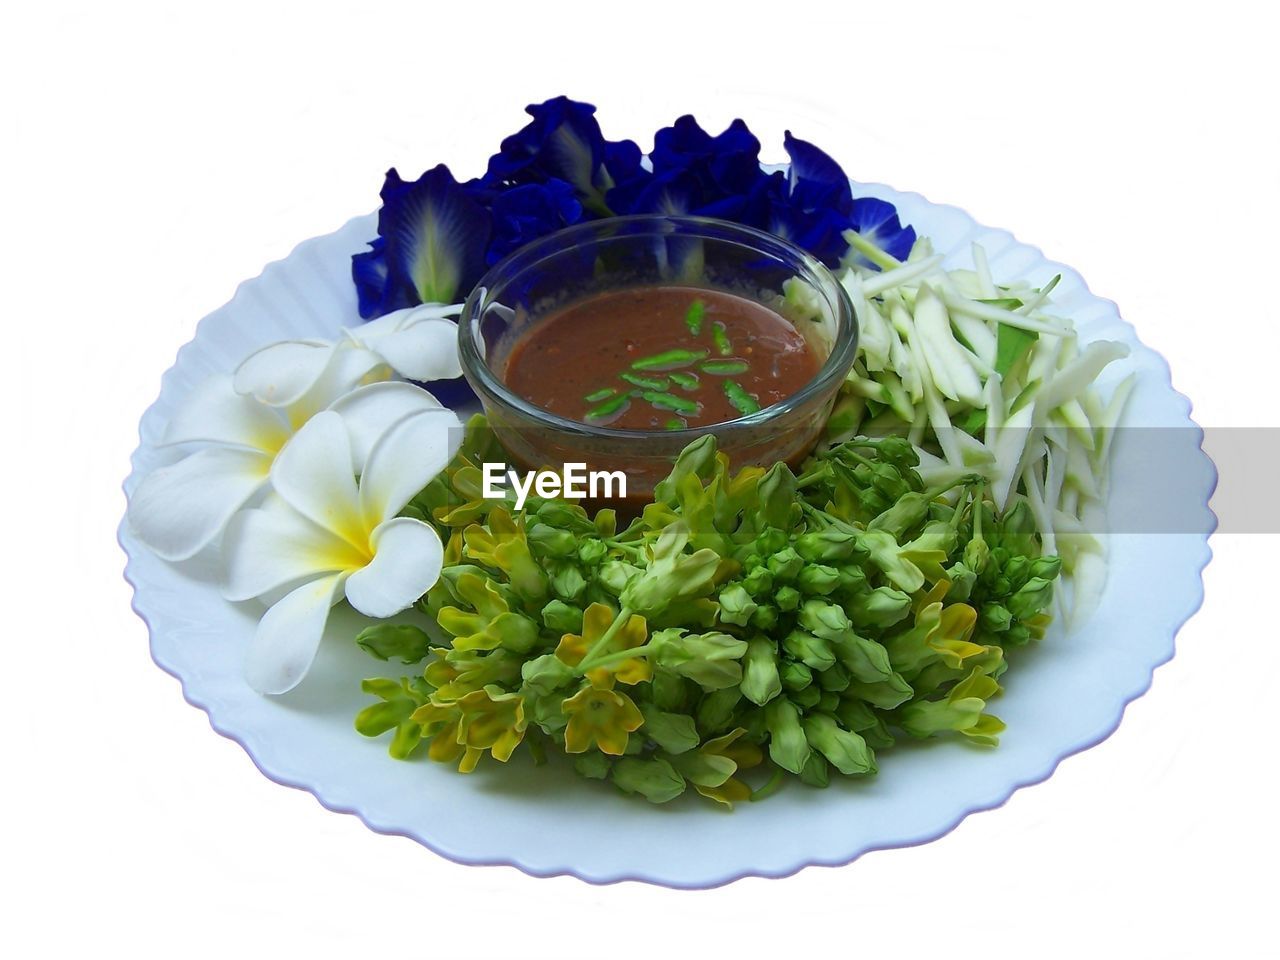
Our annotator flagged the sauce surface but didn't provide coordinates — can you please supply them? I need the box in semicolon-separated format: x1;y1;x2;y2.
503;286;821;430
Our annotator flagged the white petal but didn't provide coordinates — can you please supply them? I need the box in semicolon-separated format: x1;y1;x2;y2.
344;517;444;617
326;380;444;472
127;447;270;560
162;374;290;453
356;302;463;339
359;407;462;525
269;411;365;545
356;308;463;382
243;573;347;694
223;502;369;602
234;340;335;408
286;342;391;424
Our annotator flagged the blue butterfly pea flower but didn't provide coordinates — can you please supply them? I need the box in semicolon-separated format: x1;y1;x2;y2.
486;178;586;264
352;164;492;319
352;237;416;319
848;197;917;265
782;131;854;216
485;96;643;216
651;115;765;197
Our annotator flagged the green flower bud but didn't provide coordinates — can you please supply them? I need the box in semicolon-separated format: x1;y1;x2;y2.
775;585;801;611
1031;555;1063;580
574;752;612;780
749;604;779;631
817;690;840;713
649;628;748;690
758;462;799;528
355;623;432;664
696;687;742;733
599;559;640;595
847;586;912;628
835;697;877;731
754;527;789;557
798;751;830;788
945;561;977;601
831;632;894;683
742;565;775;598
767;547;804;582
796;528;860;562
1003;555;1031;588
765;698;812;774
534;500;597;534
846;672;914;709
998;501;1038;557
639;703;700;755
797;599;852;642
816;661;851;692
651;667;688;712
868;492;931;538
541;599;583;635
780;660;813;691
550;562;587;601
836;563;868;595
1008;577;1054;620
520;653;575;697
654;435;719;505
871;435;920;469
802;713;875;775
741;637;782;706
611;757;686;803
798;563;841;595
717;582;758;626
791;685;820;709
578;538;608;566
783;629;837;671
980;602;1012;633
964;535;991;574
1004;623;1032;646
528;522;578;558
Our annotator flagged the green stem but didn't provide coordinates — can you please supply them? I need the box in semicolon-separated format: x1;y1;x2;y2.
749;765;787;802
578;641;656;674
576;606;634;669
795;465;831;488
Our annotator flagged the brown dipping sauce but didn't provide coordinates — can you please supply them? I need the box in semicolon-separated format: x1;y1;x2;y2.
503;286;821;430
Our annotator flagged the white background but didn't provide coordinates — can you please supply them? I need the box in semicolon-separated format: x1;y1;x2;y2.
3;1;1276;956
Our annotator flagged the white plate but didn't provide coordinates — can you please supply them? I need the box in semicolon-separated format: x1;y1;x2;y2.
120;182;1216;887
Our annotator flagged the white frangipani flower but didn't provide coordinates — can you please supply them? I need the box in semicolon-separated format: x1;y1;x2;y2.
127;378;448;561
233;303;463;409
223;406;460;694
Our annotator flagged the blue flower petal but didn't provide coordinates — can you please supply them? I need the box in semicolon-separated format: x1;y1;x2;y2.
352;237;421;319
486;178;586;264
849;196;917;264
377;164;491;307
783;131;853;216
768;203;853;268
652;115;764;198
600;138;645;192
486;97;601;190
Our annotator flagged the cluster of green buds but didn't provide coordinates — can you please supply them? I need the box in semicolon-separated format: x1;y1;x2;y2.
354;420;1062;806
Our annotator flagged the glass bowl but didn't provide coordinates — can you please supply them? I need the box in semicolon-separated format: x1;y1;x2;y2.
457;215;857;499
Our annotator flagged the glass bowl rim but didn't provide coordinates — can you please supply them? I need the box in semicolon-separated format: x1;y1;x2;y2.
457;214;858;442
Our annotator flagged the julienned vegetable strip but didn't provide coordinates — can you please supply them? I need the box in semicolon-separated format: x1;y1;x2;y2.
833;234;1132;622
